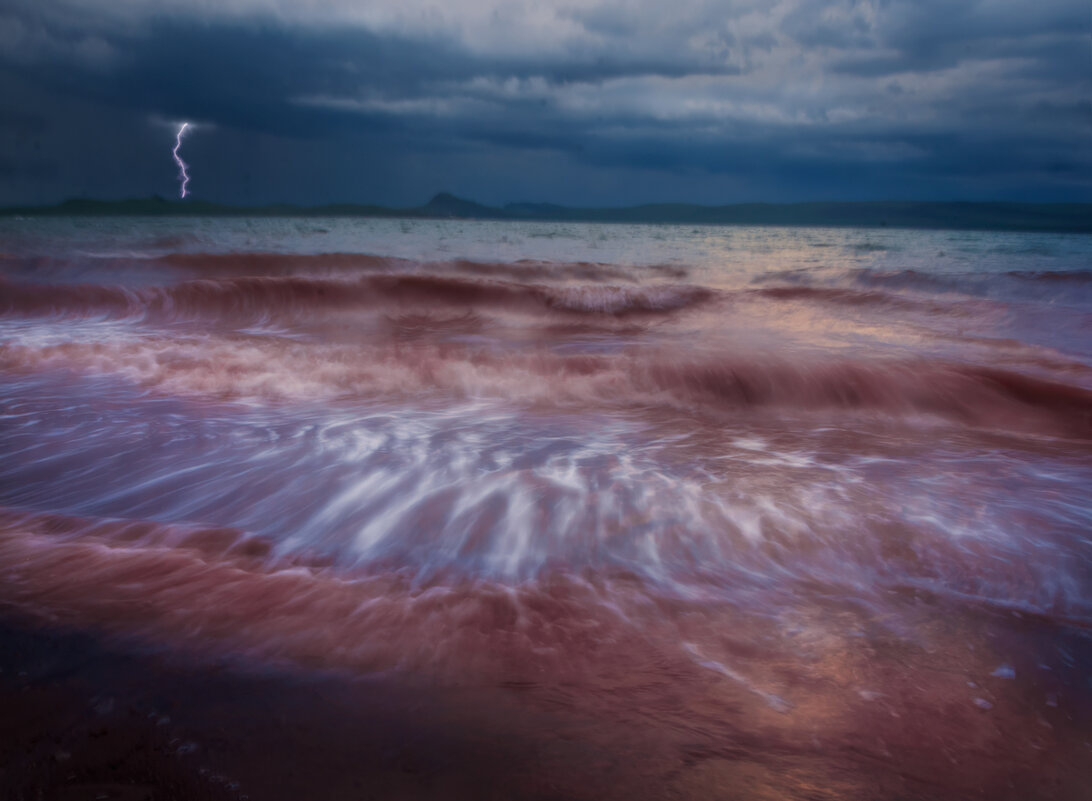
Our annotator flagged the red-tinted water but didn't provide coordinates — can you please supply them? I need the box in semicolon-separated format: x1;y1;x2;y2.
1;226;1090;798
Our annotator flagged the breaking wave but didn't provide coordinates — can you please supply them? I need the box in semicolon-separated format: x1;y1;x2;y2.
757;267;1092;306
0;274;715;324
3;335;1089;436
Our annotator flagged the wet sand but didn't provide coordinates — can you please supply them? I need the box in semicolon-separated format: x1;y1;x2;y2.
2;603;1089;801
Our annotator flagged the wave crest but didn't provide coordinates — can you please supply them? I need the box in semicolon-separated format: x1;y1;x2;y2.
0;274;715;323
4;336;1089;436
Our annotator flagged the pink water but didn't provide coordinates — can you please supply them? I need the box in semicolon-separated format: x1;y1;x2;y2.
1;219;1090;798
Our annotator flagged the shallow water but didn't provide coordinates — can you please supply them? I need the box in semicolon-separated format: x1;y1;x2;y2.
1;218;1091;799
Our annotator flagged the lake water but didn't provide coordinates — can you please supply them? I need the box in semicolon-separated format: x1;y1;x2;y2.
2;217;1090;799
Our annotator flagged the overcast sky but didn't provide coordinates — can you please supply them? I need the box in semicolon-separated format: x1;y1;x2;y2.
1;0;1088;206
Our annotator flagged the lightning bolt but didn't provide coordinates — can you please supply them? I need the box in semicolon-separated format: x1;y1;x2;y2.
172;122;191;198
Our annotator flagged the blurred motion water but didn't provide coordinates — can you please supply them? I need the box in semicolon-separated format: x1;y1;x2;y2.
1;217;1090;799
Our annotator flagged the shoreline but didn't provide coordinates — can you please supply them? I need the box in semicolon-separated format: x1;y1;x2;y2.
2;610;1089;801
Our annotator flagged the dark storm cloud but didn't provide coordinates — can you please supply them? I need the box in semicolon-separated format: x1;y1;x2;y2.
0;0;1088;205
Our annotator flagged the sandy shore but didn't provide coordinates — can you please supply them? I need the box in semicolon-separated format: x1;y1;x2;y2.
2;609;1090;801
0;612;598;801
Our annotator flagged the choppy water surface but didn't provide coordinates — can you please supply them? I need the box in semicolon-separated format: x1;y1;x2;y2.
2;218;1091;799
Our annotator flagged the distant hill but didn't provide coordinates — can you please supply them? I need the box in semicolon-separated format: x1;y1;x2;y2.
3;193;1090;234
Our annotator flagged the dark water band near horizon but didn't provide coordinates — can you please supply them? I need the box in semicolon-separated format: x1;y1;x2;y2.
1;217;1090;800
